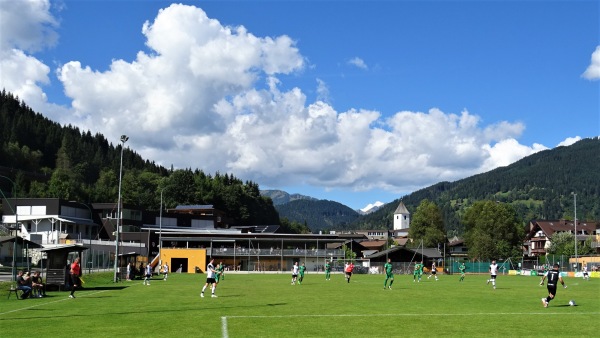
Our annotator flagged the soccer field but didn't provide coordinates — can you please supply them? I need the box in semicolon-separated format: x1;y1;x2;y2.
1;272;598;337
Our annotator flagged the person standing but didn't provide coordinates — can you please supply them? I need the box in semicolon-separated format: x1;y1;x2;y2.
163;262;169;281
383;258;394;289
582;265;589;281
324;261;331;281
458;262;466;282
487;260;499;289
291;262;299;285
126;262;132;281
540;263;566;307
201;258;218;298
143;263;152;285
138;262;144;279
344;261;354;283
215;261;224;284
16;270;33;299
298;262;306;285
539;264;549;285
69;257;81;299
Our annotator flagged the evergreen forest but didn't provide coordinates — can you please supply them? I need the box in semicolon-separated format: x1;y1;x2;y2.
351;137;600;236
0;91;285;229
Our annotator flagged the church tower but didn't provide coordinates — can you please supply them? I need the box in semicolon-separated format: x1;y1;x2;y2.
393;201;410;230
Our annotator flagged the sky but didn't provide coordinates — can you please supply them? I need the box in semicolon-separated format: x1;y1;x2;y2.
1;0;599;211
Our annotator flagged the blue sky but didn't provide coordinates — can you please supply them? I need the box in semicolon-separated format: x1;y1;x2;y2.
1;0;599;210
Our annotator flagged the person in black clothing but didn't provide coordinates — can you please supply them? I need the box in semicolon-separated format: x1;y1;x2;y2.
31;270;46;297
540;263;566;307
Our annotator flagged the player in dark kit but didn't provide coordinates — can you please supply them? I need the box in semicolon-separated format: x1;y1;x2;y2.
540;263;566;308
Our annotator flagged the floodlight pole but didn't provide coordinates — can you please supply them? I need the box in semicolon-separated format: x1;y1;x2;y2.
114;135;128;283
0;175;18;283
573;193;578;270
159;188;163;266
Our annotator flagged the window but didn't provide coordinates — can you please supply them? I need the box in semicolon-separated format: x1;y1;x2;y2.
191;219;213;229
16;205;31;216
157;217;177;227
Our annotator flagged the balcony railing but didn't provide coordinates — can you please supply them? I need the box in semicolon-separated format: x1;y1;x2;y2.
210;248;344;257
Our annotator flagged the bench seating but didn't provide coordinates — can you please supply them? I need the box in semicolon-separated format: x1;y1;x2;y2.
7;286;23;300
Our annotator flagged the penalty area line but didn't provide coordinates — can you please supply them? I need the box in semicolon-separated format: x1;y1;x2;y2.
225;311;600;319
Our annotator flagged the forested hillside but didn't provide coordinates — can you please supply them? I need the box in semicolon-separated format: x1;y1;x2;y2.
0;91;279;227
350;137;600;235
275;199;359;231
260;190;317;205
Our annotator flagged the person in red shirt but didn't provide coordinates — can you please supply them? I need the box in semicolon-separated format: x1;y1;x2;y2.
69;257;81;299
344;262;354;283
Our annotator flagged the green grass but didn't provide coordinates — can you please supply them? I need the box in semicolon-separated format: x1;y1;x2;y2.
1;272;599;337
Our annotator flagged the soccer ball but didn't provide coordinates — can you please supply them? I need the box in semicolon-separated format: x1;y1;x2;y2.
568;300;576;306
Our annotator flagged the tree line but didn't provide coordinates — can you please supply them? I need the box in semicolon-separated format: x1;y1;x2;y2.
350;137;600;236
0;90;314;231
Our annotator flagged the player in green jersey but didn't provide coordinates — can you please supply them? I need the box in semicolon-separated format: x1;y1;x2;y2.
299;262;307;284
325;261;331;280
383;258;394;289
215;261;225;284
413;261;423;282
458;262;466;282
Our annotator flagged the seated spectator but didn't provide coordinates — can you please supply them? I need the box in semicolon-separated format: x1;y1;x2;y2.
31;271;46;297
16;270;32;299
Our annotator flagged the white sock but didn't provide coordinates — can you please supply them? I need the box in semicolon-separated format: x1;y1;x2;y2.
202;286;206;293
211;286;215;294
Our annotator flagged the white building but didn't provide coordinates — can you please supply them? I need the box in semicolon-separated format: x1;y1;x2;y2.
393;201;410;230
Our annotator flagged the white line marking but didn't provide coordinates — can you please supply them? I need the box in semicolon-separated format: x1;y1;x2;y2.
225;312;600;319
221;316;229;338
0;290;109;316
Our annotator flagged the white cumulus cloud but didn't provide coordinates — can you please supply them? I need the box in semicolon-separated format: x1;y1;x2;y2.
2;2;554;199
582;46;600;80
0;0;58;111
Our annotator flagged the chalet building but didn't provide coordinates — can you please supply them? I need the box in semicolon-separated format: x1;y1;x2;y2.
447;237;468;259
523;219;599;257
359;239;389;252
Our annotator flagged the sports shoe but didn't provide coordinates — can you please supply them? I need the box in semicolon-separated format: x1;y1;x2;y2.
211;294;218;298
388;286;392;289
69;295;75;299
541;298;548;307
201;293;204;298
486;280;490;285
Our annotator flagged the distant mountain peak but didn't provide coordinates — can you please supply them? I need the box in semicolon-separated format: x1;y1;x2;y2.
359;201;385;214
